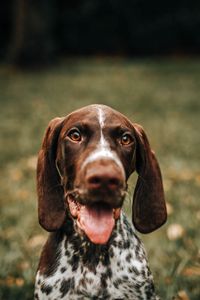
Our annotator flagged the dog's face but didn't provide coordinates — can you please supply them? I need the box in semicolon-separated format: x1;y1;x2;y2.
56;105;136;243
37;104;167;244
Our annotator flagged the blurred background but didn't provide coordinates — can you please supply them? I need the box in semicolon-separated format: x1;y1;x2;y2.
0;1;200;299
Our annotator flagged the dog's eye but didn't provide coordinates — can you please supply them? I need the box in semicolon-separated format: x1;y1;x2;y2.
68;129;82;142
120;133;133;146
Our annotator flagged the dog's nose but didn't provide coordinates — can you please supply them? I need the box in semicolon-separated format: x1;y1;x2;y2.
85;163;124;191
87;174;121;191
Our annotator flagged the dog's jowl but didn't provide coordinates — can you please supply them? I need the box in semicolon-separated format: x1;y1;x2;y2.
34;104;167;300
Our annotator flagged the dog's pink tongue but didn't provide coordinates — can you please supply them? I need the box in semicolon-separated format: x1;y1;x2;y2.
78;205;115;245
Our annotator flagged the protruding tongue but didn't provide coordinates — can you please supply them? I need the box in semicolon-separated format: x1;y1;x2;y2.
77;205;115;244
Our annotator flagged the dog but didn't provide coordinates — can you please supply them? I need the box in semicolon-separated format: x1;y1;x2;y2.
34;104;167;299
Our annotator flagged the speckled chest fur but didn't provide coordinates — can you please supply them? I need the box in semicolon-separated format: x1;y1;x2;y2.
35;213;158;300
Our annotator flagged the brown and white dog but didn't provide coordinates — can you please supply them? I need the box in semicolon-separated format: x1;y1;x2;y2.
35;104;167;299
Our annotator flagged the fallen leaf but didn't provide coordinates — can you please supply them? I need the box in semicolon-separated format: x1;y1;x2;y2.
164;276;172;284
174;290;190;300
28;234;46;248
196;211;200;221
26;155;37;170
195;174;200;186
167;224;185;240
16;189;29;200
15;278;24;287
182;266;200;277
168;169;196;182
4;276;15;286
166;202;174;215
9;168;23;182
163;179;173;191
18;261;30;270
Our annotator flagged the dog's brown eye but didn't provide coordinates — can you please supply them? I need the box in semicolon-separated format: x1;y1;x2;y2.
121;133;133;145
68;129;81;142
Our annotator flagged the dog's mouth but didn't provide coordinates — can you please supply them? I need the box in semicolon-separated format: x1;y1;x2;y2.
67;193;121;245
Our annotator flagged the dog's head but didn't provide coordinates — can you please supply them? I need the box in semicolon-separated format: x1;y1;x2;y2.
37;104;167;244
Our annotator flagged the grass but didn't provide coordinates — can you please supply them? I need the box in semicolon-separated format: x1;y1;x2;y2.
0;57;200;299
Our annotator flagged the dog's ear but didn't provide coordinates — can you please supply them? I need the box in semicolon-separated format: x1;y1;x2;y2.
37;117;66;231
132;124;167;233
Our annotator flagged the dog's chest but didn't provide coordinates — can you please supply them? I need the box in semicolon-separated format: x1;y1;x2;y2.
35;215;156;300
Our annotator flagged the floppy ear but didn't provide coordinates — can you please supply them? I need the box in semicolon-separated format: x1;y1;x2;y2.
132;124;167;233
37;117;65;231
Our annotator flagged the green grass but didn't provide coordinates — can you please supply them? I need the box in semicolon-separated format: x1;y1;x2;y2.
0;57;200;299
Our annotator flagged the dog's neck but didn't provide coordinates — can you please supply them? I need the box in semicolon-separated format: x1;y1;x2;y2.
60;211;135;265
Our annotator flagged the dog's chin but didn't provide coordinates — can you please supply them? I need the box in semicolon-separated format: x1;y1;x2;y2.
66;192;123;245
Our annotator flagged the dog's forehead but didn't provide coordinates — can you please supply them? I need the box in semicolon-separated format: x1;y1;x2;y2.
65;105;132;128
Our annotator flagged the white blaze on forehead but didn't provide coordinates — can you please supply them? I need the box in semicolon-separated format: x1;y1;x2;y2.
98;106;105;127
98;107;107;148
81;107;124;172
